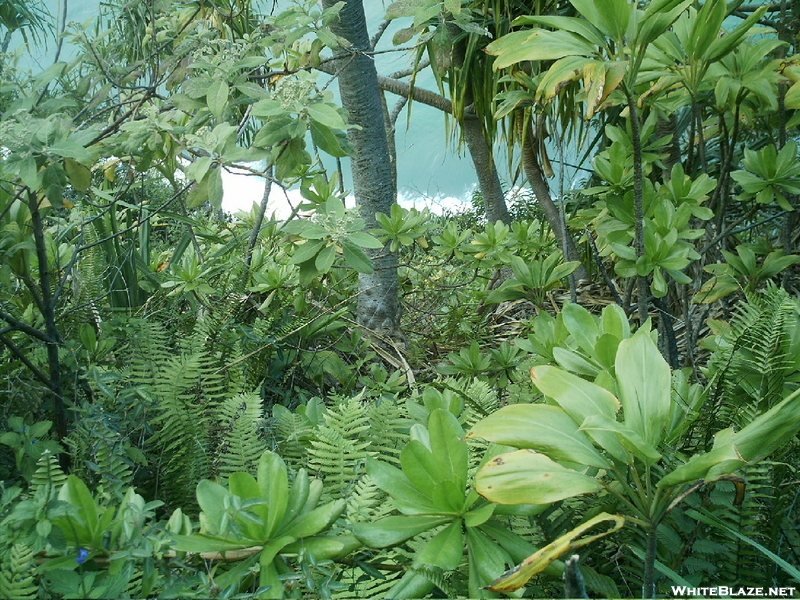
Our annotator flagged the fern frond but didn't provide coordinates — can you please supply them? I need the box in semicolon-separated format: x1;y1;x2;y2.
0;543;38;600
364;397;408;467
306;394;373;497
213;392;266;479
30;451;67;495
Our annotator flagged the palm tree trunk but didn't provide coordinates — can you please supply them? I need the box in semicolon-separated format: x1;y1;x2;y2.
321;0;401;340
462;112;510;225
521;123;589;282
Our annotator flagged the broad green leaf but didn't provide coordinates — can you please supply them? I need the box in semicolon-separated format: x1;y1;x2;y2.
615;329;671;447
284;499;345;538
400;439;440;493
19;155;40;190
729;386;800;464
467;404;610;468
431;479;465;513
657;441;743;489
291;240;325;265
314;244;336;272
306;103;347;130
511;16;606;47
351;515;452;547
228;472;268;540
207;168;224;210
60;476;99;535
531;365;626;462
487;30;595;70
196;480;230;535
283;534;362;561
385;0;427;19
686;0;726;61
310;121;349;157
580;413;662;466
705;5;768;63
257;451;289;537
475;450;603;505
172;533;250;553
415;520;464;569
786;80;800;110
366;458;441;514
530;365;620;420
206;79;229;119
562;302;599;355
464;503;495;528
467;527;514;597
341;241;373;273
552;347;600;376
428;409;467;489
49;140;93;164
348;231;384;248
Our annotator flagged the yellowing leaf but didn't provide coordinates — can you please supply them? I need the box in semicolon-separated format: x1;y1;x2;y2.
64;157;92;192
475;449;603;505
487;513;625;592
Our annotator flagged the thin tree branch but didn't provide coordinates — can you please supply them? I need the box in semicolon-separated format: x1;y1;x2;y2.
0;333;52;388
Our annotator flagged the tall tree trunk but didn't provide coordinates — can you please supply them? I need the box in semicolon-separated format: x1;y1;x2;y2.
322;0;401;339
462;113;510;225
521;123;589;282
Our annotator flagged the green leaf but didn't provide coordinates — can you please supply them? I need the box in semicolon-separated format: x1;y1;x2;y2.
19;155;40;190
195;480;230;535
415;520;464;569
257;451;289;538
206;79;229;119
172;533;251;553
366;458;441;514
562;302;599;355
705;6;768;63
530;366;626;462
314;244;336;273
580;414;662;466
427;409;467;489
475;450;603;505
291;240;325;265
306;103;347;130
464;503;495;527
207;168;223;210
49;140;93;164
351;515;452;547
615;329;671;448
511;16;607;47
487;30;595;70
310;121;349;157
385;0;428;19
467;404;610;468
341;241;373;273
348;231;384;249
284;499;345;538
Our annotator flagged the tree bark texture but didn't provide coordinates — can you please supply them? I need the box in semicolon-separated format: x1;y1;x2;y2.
521;123;589;282
322;0;401;339
461;113;511;225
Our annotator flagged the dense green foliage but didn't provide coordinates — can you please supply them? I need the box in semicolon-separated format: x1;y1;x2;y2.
1;0;800;598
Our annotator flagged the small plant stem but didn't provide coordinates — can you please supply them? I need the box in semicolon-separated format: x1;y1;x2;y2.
625;88;650;325
643;523;659;599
